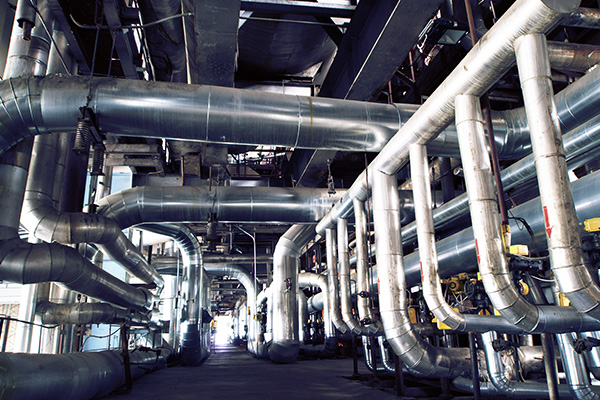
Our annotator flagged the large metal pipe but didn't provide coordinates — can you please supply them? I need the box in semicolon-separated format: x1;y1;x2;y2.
298;272;332;338
402;109;600;244
140;223;206;365
456;94;539;331
204;264;258;352
97;186;345;227
35;300;150;325
515;34;600;321
269;225;313;363
0;347;170;400
556;332;600;399
325;228;348;333
403;169;600;290
481;331;574;398
337;218;371;336
22;133;164;290
353;198;382;334
371;170;470;378
410;142;524;334
316;0;580;236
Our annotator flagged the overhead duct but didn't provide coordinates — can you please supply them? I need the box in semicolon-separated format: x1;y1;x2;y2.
0;347;170;400
21;133;164;290
315;0;581;236
97;186;346;227
1;37;600;161
140;223;207;365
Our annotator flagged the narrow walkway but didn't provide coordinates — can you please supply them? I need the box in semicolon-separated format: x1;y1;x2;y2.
108;344;400;400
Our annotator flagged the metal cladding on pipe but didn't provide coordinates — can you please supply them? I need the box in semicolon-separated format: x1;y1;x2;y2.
97;186;344;228
480;332;574;398
204;264;258;352
140;223;206;365
269;225;313;363
456;95;539;331
315;0;581;235
401;171;600;333
371;170;470;378
409;143;523;333
35;300;150;325
352;198;382;334
22;135;164;290
298;291;307;344
516;34;600;321
337;218;371;336
556;332;600;399
563;7;600;29
403;107;600;244
0;348;170;400
0;237;151;310
298;272;332;338
546;41;600;72
325;228;348;333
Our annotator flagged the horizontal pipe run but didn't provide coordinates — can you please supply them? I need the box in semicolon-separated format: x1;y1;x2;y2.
0;348;170;400
35;300;150;325
97;186;346;228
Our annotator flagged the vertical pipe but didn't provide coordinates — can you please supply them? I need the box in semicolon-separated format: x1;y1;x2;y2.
338;218;369;335
515;33;600;321
326;228;347;333
353;198;381;334
455;94;539;331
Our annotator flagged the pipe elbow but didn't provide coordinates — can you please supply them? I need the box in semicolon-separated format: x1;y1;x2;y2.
268;340;299;363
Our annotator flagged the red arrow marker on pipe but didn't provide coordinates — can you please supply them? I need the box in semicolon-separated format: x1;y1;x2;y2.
543;206;553;238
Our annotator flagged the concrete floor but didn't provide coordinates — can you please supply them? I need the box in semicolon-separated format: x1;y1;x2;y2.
107;344;401;400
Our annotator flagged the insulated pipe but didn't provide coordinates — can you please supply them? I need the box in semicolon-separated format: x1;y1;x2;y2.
0;347;170;400
298;291;307;344
298;272;332;338
563;7;600;29
337;218;371;336
410;143;525;334
403;109;600;244
515;34;600;321
140;223;205;365
326;228;348;333
353;198;382;334
269;225;313;363
97;186;345;227
0;237;152;310
481;331;573;398
315;0;580;236
35;300;150;325
456;94;539;331
21;133;164;290
556;332;600;399
204;264;258;352
546;41;600;72
371;170;470;378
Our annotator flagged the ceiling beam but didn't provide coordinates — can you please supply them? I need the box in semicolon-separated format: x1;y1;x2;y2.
319;0;442;101
240;0;355;18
